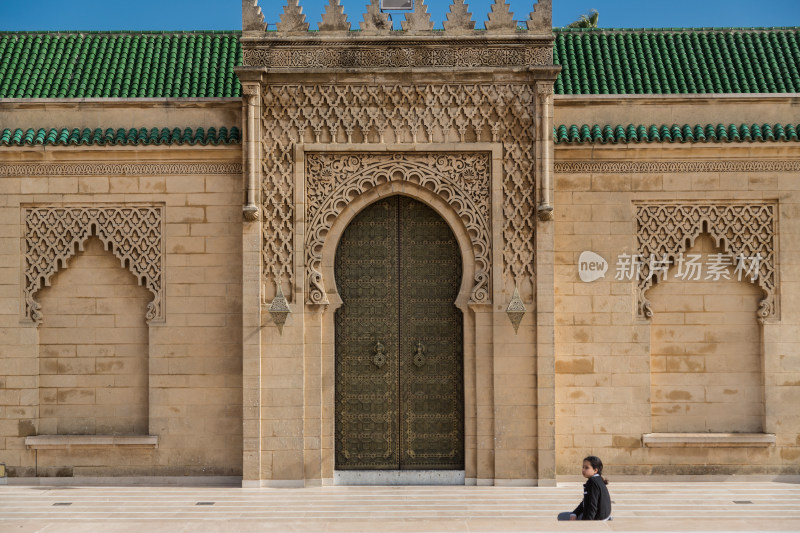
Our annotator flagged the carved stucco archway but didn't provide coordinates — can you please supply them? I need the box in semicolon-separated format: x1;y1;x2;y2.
304;149;497;307
23;205;164;325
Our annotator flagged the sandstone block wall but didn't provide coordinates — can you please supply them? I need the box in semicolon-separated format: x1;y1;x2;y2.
37;237;151;436
553;105;800;476
0;100;244;478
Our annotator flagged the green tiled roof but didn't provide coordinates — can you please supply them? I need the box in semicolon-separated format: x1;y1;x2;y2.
554;27;800;94
554;123;800;144
0;32;242;98
1;28;799;98
0;126;241;146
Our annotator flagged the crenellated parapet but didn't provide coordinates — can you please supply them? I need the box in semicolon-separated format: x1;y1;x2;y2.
239;0;554;71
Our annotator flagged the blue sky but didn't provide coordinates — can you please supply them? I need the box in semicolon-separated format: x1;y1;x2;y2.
0;0;798;31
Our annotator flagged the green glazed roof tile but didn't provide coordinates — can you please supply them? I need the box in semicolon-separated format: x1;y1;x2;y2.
554;27;800;95
0;32;242;98
554;123;800;144
1;28;798;98
0;126;241;146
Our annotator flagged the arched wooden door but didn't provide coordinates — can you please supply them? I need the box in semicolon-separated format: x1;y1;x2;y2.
334;196;464;470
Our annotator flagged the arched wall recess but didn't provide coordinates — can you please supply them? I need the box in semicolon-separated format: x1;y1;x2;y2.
23;206;164;325
635;201;777;320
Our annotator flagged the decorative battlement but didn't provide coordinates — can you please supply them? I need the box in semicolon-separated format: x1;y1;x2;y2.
240;0;554;71
242;0;552;36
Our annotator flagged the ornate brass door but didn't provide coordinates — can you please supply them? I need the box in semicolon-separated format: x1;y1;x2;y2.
335;196;464;470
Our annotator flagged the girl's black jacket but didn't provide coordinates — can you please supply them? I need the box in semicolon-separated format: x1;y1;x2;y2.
572;475;611;520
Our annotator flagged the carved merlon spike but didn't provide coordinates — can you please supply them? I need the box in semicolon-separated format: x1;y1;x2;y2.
242;0;266;32
443;0;475;32
401;0;434;32
319;0;350;31
484;0;516;32
527;0;552;32
276;0;309;32
360;0;391;32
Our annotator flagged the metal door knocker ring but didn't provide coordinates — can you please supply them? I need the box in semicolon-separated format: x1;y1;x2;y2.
372;342;387;368
413;341;426;368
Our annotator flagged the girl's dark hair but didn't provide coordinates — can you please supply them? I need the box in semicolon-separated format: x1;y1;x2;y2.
584;455;608;484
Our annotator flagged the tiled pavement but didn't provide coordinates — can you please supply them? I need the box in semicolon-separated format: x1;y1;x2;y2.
1;481;798;532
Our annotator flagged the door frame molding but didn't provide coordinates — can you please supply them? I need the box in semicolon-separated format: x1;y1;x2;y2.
296;144;504;485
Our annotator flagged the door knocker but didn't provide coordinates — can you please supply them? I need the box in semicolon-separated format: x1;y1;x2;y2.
372;342;387;369
413;341;426;368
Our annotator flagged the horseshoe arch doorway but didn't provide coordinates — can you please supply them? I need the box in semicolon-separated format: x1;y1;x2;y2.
334;195;465;471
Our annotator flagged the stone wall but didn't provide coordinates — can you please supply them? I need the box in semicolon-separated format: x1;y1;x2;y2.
0;100;244;478
553;96;800;477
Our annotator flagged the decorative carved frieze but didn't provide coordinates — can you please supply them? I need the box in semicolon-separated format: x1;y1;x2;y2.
23;206;164;325
305;152;492;305
241;44;553;69
260;83;536;298
554;160;800;174
0;162;241;177
635;202;777;320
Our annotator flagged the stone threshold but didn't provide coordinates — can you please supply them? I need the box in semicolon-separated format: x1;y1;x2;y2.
25;435;159;450
335;470;466;486
643;433;776;448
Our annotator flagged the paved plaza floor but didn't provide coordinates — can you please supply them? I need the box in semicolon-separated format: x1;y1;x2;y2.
0;481;798;532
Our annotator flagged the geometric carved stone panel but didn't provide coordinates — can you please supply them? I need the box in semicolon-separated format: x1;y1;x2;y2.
23;206;164;325
305;152;491;305
636;201;777;320
262;83;536;299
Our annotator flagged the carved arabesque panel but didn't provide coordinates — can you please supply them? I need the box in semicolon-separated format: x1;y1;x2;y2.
305;152;491;305
636;202;777;320
24;206;164;325
262;83;536;299
242;44;552;70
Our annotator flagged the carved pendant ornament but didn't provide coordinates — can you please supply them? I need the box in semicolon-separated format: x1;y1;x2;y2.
261;83;536;300
23;206;164;324
305;152;492;305
636;202;777;320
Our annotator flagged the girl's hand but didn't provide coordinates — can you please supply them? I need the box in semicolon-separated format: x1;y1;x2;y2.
569;514;577;521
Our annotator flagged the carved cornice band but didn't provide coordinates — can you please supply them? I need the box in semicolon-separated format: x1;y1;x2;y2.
555;160;800;174
242;45;553;69
0;162;242;177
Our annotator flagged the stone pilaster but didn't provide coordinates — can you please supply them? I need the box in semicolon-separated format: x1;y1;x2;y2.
535;80;556;485
236;70;266;486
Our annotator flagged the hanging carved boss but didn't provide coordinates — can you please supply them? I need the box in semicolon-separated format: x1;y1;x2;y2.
261;83;536;301
636;201;777;320
305;152;492;305
23;206;164;325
